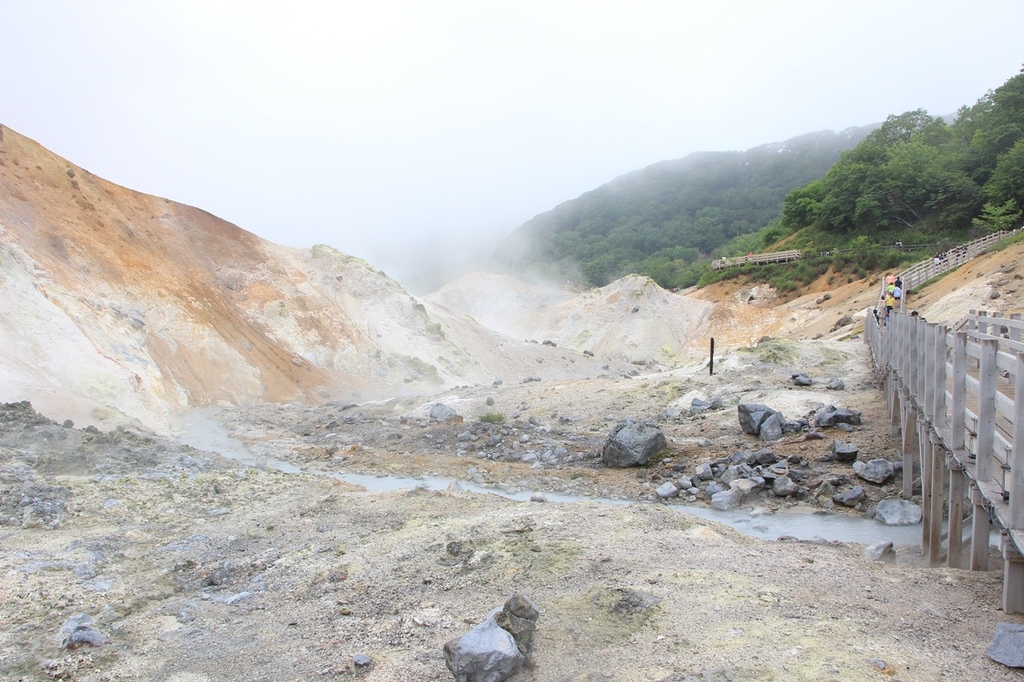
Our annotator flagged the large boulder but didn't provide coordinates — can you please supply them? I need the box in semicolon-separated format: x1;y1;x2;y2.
833;485;866;507
429;403;459;423
737;404;781;436
758;412;786;442
815;405;862;428
602;420;667;468
444;593;539;681
853;459;895;484
711;488;743;511
988;623;1024;667
831;440;859;463
874;500;922;526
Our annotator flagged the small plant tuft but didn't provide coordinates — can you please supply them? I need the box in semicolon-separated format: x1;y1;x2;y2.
479;412;506;424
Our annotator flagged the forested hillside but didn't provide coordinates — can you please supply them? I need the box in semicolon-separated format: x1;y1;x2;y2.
498;70;1024;293
704;69;1024;294
780;71;1024;244
497;127;875;288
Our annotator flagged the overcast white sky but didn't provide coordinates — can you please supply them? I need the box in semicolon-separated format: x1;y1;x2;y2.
2;1;1022;290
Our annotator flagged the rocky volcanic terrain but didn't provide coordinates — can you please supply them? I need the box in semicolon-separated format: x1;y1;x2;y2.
3;124;1024;680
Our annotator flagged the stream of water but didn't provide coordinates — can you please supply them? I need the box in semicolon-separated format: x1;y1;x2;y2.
178;408;925;546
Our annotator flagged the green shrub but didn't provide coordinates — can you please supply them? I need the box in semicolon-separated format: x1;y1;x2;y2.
479;412;506;424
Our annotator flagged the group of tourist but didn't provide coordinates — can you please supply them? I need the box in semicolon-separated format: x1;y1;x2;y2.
875;274;903;326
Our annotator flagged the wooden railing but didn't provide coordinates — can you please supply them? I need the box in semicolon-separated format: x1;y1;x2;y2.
880;229;1017;313
710;249;801;270
865;309;1024;613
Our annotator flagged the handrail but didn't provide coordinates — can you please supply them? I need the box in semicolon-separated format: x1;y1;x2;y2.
865;308;1024;612
878;229;1018;314
710;249;801;270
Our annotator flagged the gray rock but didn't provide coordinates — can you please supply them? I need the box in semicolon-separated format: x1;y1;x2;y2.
495;593;539;656
758;412;786;441
772;476;799;497
831;440;859;463
60;614;110;650
444;593;539;681
694;462;714;481
826;378;845;390
833;486;865;507
831;315;854;331
753;449;778;465
443;613;523;681
655;481;679;499
874;499;922;526
690;398;712;415
792;373;813;386
987;622;1024;667
815;405;862;428
720;465;744;485
711;488;743;510
705;481;726;496
659;407;683;420
429;403;459;423
602;420;667;468
853;458;895;484
737;403;777;435
863;541;896;562
730;478;763;498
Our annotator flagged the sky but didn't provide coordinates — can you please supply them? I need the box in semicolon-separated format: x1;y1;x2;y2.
2;1;1023;291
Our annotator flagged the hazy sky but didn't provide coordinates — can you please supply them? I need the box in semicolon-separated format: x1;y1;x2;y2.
3;1;1022;290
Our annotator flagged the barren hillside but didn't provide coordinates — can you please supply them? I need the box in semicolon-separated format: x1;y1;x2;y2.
0;127;638;432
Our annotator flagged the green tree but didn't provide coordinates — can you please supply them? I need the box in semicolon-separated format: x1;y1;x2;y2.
971;199;1021;233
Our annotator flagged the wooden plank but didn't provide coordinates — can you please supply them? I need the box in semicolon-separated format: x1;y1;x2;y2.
971;486;991;571
1003;537;1024;615
929;436;945;567
933;325;947;432
948;466;965;569
922;424;932;551
952;332;967;452
978;339;998;484
1014;352;1024;531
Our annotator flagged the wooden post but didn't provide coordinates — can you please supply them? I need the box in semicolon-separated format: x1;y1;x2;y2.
921;422;932;550
1002;534;1024;614
902;391;914;500
922;324;935;422
951;332;968;455
1012;352;1024;533
971;486;991;571
977;339;998;484
948;465;965;568
1009;313;1022;344
929;434;945;567
932;325;947;436
909;316;919;402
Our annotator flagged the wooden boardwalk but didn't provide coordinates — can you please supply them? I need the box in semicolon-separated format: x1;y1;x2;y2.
866;310;1024;613
710;249;801;270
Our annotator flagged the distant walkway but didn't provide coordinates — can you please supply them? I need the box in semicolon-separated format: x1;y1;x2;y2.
710;249;800;270
887;229;1019;313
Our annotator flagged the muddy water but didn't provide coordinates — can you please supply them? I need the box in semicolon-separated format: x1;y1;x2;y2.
177;408;923;546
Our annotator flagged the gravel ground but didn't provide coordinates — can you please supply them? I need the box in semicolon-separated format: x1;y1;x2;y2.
2;338;1023;681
